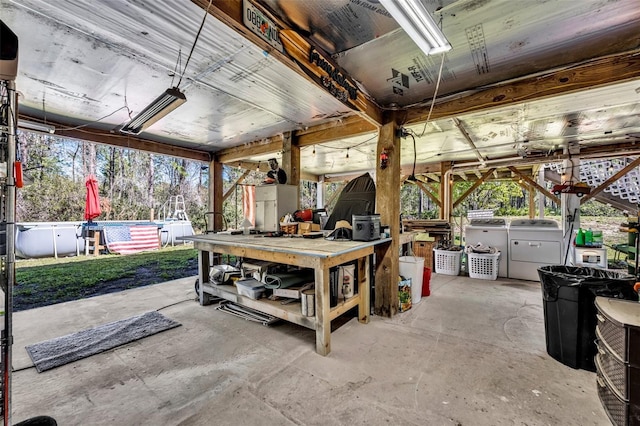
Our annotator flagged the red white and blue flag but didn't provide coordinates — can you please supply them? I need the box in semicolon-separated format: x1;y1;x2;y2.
104;225;159;255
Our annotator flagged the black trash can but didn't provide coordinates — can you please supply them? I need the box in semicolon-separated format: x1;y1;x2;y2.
538;265;638;372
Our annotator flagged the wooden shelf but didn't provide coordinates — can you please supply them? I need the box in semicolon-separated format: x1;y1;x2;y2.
204;283;316;330
204;283;363;330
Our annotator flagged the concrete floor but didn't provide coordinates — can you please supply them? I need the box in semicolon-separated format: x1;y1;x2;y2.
9;273;609;425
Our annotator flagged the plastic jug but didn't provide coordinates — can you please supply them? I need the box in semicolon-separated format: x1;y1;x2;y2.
575;228;585;246
585;228;593;246
592;230;603;246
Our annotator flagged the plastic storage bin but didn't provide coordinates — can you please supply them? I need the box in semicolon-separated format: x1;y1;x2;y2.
399;256;425;304
538;265;638;371
235;278;266;300
468;252;500;280
433;249;462;276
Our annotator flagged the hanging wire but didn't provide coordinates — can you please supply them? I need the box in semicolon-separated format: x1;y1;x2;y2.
55;106;132;131
414;52;446;137
177;0;213;88
409;133;417;179
311;133;379;154
170;48;183;88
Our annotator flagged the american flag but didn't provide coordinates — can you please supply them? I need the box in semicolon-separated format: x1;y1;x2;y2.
104;225;159;255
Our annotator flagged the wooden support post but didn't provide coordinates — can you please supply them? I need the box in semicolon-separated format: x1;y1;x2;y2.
315;263;330;355
210;158;224;230
281;131;300;209
440;162;452;221
281;131;300;187
358;255;370;324
528;186;535;218
375;118;399;317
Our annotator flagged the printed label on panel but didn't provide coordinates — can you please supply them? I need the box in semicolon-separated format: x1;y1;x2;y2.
243;0;284;53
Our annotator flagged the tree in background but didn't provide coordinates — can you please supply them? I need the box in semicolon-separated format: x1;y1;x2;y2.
15;132;318;232
17;132;84;222
21;132;615;230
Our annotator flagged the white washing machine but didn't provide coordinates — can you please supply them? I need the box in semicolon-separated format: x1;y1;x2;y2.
508;219;564;281
465;218;508;278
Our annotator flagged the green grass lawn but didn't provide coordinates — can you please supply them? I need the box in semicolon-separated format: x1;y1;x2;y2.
13;245;199;311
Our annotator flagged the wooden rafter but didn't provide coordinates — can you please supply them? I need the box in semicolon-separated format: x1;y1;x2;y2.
456;171;468;181
508;166;560;205
453;168;495;209
19;115;211;162
405;50;640;125
452;118;486;162
580;156;640;204
415;181;441;207
222;169;251;202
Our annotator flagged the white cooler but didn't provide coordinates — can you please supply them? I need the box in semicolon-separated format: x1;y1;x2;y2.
573;247;607;269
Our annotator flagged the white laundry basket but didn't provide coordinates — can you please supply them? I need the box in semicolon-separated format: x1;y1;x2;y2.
433;249;462;276
467;252;500;280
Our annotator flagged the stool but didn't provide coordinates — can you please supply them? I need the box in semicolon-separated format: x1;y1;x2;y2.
85;230;104;256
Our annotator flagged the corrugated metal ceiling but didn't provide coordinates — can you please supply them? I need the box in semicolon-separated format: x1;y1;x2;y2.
2;0;640;179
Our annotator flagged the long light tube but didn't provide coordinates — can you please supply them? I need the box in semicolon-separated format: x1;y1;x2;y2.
120;87;186;135
17;119;55;134
380;0;451;55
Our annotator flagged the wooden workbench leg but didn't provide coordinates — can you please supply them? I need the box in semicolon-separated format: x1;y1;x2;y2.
315;267;330;356
358;256;370;324
198;250;211;306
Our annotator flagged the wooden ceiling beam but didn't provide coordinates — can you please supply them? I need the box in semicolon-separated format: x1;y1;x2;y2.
323;173;367;183
18;115;211;162
405;50;640;125
226;158;318;182
191;0;383;126
215;136;283;163
295;116;377;146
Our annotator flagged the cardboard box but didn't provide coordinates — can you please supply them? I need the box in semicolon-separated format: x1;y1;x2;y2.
273;282;314;299
298;222;320;234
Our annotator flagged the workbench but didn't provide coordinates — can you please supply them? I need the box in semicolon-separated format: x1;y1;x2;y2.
181;233;391;355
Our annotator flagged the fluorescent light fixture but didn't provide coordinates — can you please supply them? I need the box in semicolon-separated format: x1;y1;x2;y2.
120;87;186;135
17;119;55;134
379;0;451;55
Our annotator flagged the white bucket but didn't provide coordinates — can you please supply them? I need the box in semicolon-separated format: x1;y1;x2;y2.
399;256;424;304
301;289;315;317
338;265;355;299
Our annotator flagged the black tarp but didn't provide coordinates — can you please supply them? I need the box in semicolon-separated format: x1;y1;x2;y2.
325;172;376;230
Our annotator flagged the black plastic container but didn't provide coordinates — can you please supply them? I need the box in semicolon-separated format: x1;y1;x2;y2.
538;265;638;371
